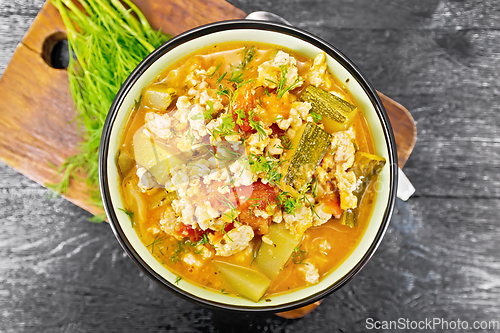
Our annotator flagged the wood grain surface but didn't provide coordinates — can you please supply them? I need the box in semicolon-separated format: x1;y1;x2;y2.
0;0;415;219
1;0;499;332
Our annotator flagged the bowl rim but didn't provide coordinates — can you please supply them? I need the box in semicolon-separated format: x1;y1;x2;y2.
99;19;398;313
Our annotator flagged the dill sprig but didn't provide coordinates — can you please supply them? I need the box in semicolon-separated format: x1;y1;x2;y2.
228;70;244;83
239;45;256;70
49;0;170;215
248;110;267;139
277;135;293;151
204;100;214;120
250;241;261;266
274;65;303;99
310;111;322;123
234;108;246;126
118;208;134;227
147;234;166;255
211;113;238;140
209;62;222;78
291;245;307;264
248;153;284;187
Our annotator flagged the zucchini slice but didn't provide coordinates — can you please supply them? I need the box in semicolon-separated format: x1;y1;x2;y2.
283;122;332;191
299;85;357;133
117;149;135;177
340;151;386;227
142;84;176;111
212;261;271;302
147;190;178;210
133;128;183;185
254;222;301;280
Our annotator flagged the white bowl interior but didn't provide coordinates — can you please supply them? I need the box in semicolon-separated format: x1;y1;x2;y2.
105;29;392;308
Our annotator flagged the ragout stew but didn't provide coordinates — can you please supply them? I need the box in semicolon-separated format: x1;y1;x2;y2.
117;42;385;302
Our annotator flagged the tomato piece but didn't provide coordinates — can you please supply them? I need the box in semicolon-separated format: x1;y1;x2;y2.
237;181;278;209
270;123;286;138
320;191;342;219
236;181;279;235
177;224;205;242
239;215;270;235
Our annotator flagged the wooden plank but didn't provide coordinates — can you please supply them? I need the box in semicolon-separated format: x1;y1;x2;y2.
0;43;101;215
379;92;416;168
132;0;246;35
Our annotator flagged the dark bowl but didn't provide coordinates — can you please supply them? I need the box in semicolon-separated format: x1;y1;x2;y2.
99;20;398;312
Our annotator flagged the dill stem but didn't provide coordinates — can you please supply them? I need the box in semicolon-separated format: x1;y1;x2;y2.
49;0;169;211
110;0;142;33
92;0;156;52
121;0;157;40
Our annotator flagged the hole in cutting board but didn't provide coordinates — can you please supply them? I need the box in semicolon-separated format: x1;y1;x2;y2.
42;32;70;69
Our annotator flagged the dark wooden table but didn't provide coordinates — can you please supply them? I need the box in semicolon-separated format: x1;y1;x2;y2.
1;0;499;332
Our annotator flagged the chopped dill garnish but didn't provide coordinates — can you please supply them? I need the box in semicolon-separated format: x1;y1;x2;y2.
303;192;320;219
235;108;246;126
221;289;229;295
197;233;211;246
312;177;319;197
190;113;204;121
276;65;303;99
282;195;300;216
248;154;284;187
276;180;320;217
278;135;293;150
219;221;234;242
248;202;261;217
310;111;322;123
250;242;261;266
239;45;256;69
118;208;134;227
217;83;231;97
257;96;264;108
236;79;255;90
276;65;288;97
147;235;165;255
209;62;222;78
248;110;267;139
204;100;214;120
175;276;182;285
134;95;142;109
216;72;228;85
187;126;195;146
170;241;184;263
265;78;277;85
212;113;238;140
228;70;244;84
291;245;307;265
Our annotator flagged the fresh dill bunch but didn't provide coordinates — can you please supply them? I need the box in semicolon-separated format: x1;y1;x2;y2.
49;0;170;214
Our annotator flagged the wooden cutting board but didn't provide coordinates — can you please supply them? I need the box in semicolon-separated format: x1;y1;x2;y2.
0;0;416;217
